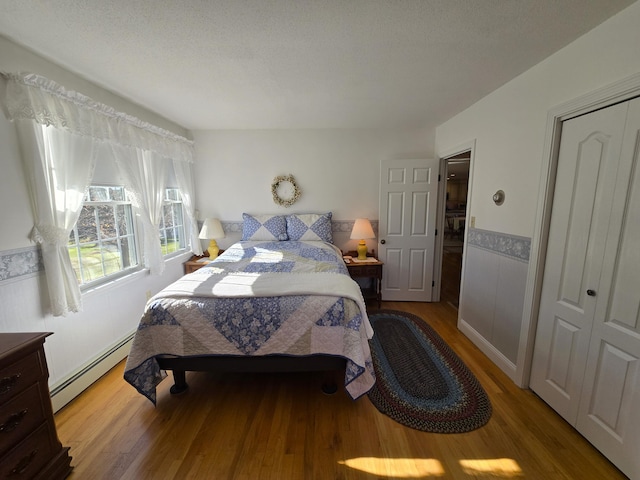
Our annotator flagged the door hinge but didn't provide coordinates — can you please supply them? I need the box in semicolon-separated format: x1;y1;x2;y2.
432;280;435;287
438;174;441;181
435;229;438;236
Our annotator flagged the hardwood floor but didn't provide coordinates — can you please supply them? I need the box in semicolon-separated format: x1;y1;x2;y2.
440;243;463;308
54;301;626;479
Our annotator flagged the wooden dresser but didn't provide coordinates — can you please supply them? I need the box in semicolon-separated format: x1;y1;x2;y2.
0;333;72;479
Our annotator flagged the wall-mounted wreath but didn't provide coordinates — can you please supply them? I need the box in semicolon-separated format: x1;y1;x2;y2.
271;174;301;207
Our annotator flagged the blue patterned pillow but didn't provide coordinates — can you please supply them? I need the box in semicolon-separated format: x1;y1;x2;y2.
285;213;333;243
242;213;288;241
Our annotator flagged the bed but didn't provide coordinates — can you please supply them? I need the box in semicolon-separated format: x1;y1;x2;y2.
124;213;376;404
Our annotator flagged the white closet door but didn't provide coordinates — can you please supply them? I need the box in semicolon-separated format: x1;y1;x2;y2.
531;97;640;480
530;101;629;423
575;98;640;479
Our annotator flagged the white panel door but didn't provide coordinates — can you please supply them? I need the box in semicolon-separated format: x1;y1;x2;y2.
531;98;640;479
575;98;640;479
378;159;439;301
530;102;628;422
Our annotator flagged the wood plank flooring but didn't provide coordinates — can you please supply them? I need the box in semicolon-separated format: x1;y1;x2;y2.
440;244;463;308
54;301;626;479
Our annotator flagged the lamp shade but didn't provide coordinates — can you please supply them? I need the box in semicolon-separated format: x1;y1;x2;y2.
199;218;225;240
350;218;375;240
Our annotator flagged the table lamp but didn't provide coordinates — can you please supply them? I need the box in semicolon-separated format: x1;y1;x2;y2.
199;218;225;259
350;218;375;260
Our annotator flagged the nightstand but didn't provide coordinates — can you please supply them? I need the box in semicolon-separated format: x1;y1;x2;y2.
184;252;224;274
345;255;383;308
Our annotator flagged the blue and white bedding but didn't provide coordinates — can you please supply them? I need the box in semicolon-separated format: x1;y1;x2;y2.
124;240;375;404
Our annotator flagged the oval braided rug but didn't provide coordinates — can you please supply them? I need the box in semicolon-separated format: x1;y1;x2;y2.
367;310;492;433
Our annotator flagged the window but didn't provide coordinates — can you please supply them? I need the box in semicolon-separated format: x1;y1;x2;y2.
160;188;186;256
68;186;138;285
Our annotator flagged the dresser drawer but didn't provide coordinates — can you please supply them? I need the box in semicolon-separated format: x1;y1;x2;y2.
348;265;382;278
0;383;47;457
0;422;56;479
0;351;46;400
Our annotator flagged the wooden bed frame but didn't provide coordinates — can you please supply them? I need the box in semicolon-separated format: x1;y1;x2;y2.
156;354;347;395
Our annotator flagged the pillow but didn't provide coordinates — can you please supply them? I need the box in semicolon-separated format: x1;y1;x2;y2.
285;212;333;243
241;213;288;241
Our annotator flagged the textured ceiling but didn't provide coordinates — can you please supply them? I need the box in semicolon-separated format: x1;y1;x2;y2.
0;1;634;130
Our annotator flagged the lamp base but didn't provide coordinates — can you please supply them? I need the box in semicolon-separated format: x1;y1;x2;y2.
356;240;368;260
207;240;220;259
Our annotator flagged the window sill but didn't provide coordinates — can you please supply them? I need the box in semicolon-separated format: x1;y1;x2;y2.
81;251;194;298
81;267;146;297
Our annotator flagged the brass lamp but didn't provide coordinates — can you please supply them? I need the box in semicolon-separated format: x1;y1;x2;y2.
198;218;225;259
350;218;375;260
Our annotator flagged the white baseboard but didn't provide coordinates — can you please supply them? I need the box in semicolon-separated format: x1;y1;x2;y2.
458;317;518;383
50;333;134;413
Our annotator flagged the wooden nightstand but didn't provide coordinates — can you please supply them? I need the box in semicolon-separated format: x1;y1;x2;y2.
184;252;224;274
344;254;383;308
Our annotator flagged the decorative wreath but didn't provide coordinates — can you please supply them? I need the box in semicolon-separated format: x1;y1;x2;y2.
271;174;301;207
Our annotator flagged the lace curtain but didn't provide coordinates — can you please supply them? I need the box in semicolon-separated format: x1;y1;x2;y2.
173;159;203;256
112;145;168;275
2;72;199;316
16;121;98;316
1;72;195;162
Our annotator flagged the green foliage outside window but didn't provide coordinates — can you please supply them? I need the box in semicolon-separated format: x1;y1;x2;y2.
69;186;187;286
68;186;137;285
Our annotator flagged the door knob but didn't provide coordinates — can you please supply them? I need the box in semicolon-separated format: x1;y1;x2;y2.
586;289;596;297
380;239;386;244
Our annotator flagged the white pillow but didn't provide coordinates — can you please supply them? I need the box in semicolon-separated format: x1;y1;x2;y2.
285;212;333;243
241;213;288;241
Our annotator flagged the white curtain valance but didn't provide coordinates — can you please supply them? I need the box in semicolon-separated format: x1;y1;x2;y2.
1;72;194;163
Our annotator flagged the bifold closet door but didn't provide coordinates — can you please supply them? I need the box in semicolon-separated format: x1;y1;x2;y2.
530;98;640;479
574;98;640;478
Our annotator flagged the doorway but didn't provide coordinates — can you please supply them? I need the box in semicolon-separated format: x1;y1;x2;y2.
440;153;470;309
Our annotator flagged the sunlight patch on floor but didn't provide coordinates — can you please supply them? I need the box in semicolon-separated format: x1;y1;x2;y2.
339;457;445;477
459;458;523;477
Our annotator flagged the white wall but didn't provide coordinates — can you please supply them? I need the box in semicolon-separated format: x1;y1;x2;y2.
192;128;434;252
0;36;192;408
435;1;640;238
435;1;640;382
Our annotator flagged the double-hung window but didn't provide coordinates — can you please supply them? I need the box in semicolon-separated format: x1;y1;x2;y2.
68;186;138;286
68;184;189;287
160;188;186;256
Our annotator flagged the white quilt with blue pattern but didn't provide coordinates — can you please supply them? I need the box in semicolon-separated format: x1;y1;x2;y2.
124;241;375;404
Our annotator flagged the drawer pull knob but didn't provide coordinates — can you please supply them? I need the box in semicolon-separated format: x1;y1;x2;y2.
0;409;28;433
9;449;37;476
0;373;21;395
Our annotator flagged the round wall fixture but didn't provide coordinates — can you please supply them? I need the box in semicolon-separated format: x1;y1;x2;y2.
492;190;505;205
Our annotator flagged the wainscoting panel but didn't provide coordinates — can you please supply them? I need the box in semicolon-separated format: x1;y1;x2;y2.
492;255;529;363
460;228;530;370
459;246;499;341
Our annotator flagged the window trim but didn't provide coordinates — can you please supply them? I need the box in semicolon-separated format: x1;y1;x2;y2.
70;184;191;291
70;185;142;290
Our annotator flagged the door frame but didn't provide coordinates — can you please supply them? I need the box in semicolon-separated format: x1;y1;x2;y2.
433;140;476;303
518;72;640;388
